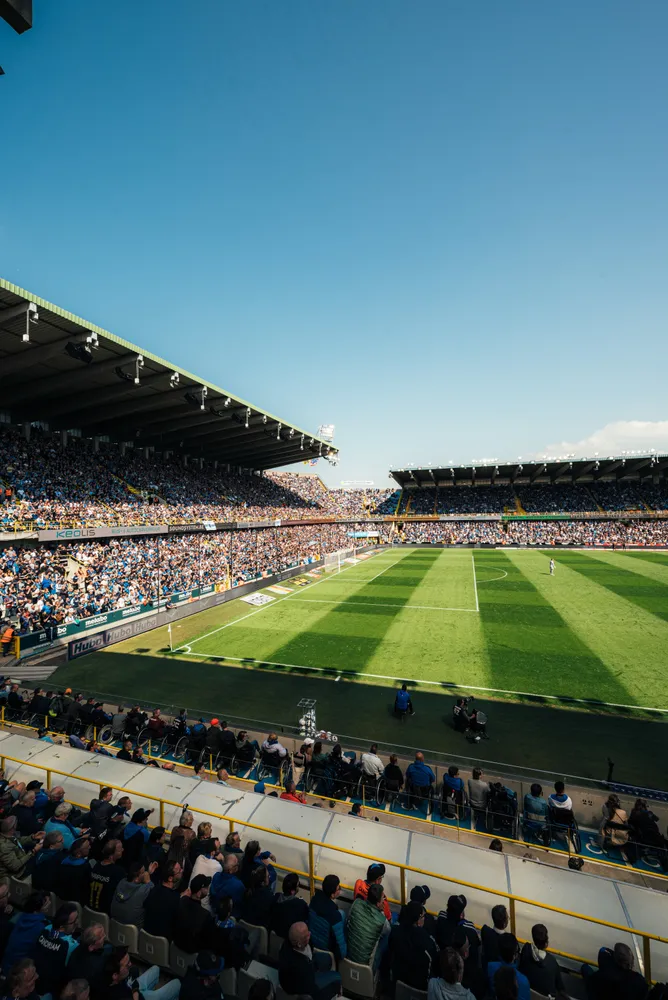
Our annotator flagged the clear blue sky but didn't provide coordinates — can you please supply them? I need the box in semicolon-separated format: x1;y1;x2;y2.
1;1;667;486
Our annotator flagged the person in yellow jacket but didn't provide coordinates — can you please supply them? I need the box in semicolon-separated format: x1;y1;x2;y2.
1;625;15;659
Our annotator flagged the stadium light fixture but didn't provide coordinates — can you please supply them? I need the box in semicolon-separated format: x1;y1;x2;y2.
300;434;304;451
262;415;268;424
0;301;39;342
224;397;231;407
170;371;180;387
276;422;282;440
245;407;251;428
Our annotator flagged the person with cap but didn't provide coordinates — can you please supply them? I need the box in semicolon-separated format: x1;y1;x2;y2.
30;902;80;999
180;950;225;1000
173;874;218;954
0;815;44;879
410;885;435;933
406;752;436;810
487;934;531;1000
205;718;223;762
110;860;158;928
87;839;126;913
354;863;392;921
210;854;245;917
26;780;49;820
279;921;342;1000
346;883;390;968
389;899;439;989
309;874;347;959
437;895;480;967
120;808;153;868
55;835;93;904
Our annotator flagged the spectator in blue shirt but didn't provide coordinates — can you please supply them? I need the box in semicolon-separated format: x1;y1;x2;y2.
523;784;550;846
406;753;435;811
394;684;414;717
487;934;531;1000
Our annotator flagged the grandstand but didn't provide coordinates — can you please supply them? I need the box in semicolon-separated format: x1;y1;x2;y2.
1;280;668;997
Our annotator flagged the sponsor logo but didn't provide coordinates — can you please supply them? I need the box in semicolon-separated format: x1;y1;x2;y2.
69;633;107;659
240;593;275;606
84;614;109;629
55;528;97;539
121;605;142;618
267;585;291;594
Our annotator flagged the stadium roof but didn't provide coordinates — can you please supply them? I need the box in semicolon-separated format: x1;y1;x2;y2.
391;454;668;487
0;278;338;471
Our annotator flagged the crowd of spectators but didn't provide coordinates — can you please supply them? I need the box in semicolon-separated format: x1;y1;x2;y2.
396;520;668;547
0;524;371;633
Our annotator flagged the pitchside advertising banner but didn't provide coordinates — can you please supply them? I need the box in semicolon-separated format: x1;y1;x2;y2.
37;525;169;541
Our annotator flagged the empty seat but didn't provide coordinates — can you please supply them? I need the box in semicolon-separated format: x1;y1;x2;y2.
268;931;285;960
239;920;269;959
339;949;378;998
396;981;428;1000
138;929;170;969
82;907;110;935
109;919;139;953
9;876;32;907
170;943;197;978
220;967;238;998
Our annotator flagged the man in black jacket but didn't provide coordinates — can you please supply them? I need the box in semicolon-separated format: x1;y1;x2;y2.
67;923;108;993
583;944;648;1000
86;839;125;913
30;903;79;998
271;872;309;939
172;875;216;954
389;901;438;989
279;921;341;1000
31;831;67;891
143;861;183;939
519;924;564;997
481;905;509;968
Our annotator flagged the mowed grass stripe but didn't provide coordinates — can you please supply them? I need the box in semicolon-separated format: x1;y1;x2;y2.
478;550;635;704
554;550;668;624
585;549;668;589
364;550;490;683
515;550;668;708
256;550;442;674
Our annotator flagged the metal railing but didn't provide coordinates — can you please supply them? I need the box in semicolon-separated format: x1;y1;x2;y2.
0;748;665;980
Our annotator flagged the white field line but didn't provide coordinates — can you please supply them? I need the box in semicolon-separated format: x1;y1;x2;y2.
288;598;478;613
476;570;508;583
472;553;479;612
183;652;668;714
175;550;406;653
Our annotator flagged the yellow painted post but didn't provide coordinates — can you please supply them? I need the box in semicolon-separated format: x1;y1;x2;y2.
509;897;517;936
308;842;315;896
643;936;651;983
400;866;407;905
160;799;165;828
229;820;234;835
46;769;52;791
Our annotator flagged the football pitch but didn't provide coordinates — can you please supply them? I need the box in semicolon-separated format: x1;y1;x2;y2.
51;546;668;783
172;546;668;711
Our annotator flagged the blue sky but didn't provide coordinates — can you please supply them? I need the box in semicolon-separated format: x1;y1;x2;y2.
1;1;667;486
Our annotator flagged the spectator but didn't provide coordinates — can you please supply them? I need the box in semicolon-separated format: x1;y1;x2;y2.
383;754;404;802
309;874;347;959
172;874;215;955
172;810;196;848
0;815;44;879
240;865;275;929
261;734;287;759
519;924;564;996
278;921;341;1000
468;768;490;829
1;959;39;1000
428;947;477;1000
628;800;667;864
487;934;530;1000
394;683;414;716
210;854;245;915
60;979;91;1000
88;787;119;838
101;945;180;1000
190;838;224;908
280;781;307;805
353;863;392;921
389;900;438;989
222;832;242;858
406;752;435;810
494;966;519;1000
142;826;167;868
43;787;66;823
346;883;390;967
110;861;158;928
436;896;480;967
452;924;487;1000
523;784;549;846
240;840;277;890
2;891;51;974
548;781;573;814
11;790;42;837
87;839;125;913
0;881;14;958
180;951;225;1000
55;836;92;904
216;768;230;787
67;923;108;993
349;803;364;818
190;823;214;864
30;903;79;999
360;744;384;780
481;905;509;967
442;766;466;819
120;809;153;867
43;803;83;850
143;860;183;939
599;795;629;851
116;740;134;763
271;872;309;939
31;830;66;891
583;943;648;1000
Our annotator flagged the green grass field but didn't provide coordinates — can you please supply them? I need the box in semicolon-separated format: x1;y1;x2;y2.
51;546;668;785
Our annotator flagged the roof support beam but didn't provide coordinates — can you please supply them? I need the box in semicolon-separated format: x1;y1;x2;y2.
4;352;135;405
529;463;546;483
550;463;571;483
0;332;90;379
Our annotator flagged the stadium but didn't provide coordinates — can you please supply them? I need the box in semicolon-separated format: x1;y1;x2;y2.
0;3;667;997
1;276;668;996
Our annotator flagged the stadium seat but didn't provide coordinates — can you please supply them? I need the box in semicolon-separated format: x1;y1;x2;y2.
169;943;197;977
220;967;238;998
82;906;109;935
137;929;170;969
239;919;269;958
9;875;32;907
339;947;378;998
268;930;284;960
238;962;279;1000
109;919;139;954
395;982;428;1000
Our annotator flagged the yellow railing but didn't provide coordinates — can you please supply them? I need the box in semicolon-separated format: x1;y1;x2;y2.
0;749;665;980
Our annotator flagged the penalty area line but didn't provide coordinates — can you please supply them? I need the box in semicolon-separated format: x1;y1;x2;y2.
178;652;668;714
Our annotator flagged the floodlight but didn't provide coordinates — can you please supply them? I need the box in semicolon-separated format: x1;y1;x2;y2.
170;372;180;387
28;302;38;324
245;407;251;428
300;434;304;450
224;397;231;407
276;422;282;440
66;341;94;364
